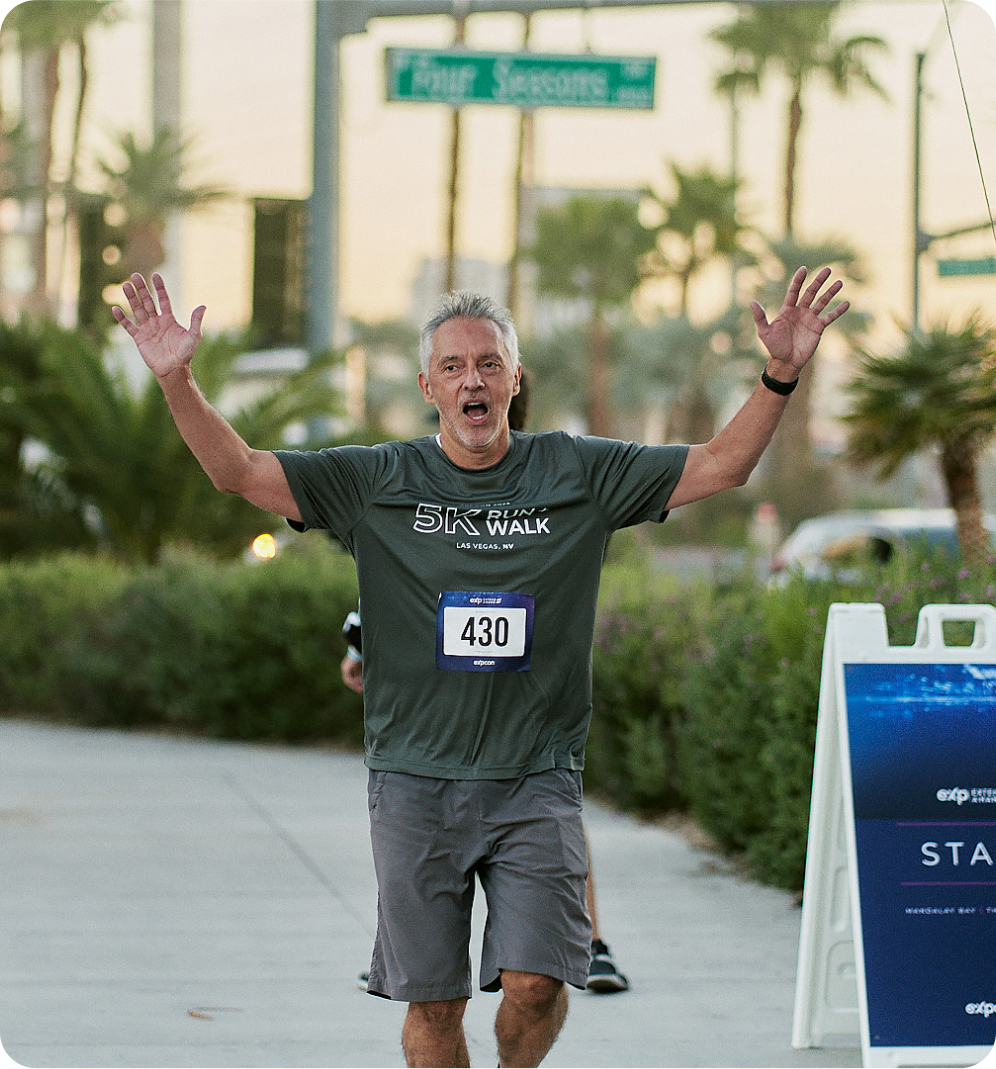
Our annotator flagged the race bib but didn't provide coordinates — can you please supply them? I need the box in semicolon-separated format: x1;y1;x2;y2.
436;591;534;672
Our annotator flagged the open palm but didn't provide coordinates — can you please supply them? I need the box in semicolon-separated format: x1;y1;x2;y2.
751;266;849;373
112;273;206;379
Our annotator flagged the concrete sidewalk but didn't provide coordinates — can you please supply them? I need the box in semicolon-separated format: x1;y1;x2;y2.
0;719;862;1069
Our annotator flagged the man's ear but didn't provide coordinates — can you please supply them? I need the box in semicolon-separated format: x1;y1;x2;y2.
511;364;522;396
418;371;435;404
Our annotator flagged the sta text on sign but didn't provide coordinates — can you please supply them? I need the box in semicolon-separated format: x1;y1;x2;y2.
386;48;656;110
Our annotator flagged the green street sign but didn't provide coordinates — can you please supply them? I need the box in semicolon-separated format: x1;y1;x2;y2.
385;48;656;110
938;257;996;277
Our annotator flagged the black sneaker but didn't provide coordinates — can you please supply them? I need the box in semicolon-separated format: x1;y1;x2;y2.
586;939;629;994
357;971;369;991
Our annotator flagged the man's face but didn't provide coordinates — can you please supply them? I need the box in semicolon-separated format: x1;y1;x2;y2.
418;316;521;469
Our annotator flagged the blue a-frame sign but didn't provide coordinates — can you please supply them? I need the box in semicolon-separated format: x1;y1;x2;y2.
793;603;996;1068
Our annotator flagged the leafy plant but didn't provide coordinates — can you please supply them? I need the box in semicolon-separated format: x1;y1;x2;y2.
844;315;996;564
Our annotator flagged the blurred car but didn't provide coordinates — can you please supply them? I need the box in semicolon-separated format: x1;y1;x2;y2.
770;508;996;582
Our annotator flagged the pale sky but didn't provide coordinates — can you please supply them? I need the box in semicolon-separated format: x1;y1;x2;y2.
2;0;996;351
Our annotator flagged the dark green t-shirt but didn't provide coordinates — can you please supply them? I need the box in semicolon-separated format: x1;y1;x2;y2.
276;431;687;779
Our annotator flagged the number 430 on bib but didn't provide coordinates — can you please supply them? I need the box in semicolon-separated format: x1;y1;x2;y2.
436;591;535;672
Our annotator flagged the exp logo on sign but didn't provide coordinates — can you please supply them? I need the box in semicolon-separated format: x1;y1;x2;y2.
937;787;971;804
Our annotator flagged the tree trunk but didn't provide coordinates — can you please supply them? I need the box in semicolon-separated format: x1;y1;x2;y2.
784;82;802;239
26;46;60;316
445;108;461;293
940;441;991;565
122;218;166;280
685;382;715;445
59;37;89;321
588;311;612;437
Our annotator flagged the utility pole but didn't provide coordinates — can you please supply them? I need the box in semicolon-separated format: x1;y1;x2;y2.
910;47;991;332
912;51;926;334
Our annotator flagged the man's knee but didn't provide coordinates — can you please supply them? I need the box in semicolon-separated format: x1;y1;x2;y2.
499;970;565;1013
406;997;468;1029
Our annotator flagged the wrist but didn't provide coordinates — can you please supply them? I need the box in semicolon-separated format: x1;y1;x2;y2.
762;359;799;384
156;362;195;392
760;364;799;396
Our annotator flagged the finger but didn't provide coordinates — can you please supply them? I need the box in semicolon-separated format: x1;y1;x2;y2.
130;273;159;319
784;266;808;307
750;300;768;330
821;299;850;326
811;278;843;315
151;273;173;318
111;305;137;337
121;279;147;322
799;267;832;309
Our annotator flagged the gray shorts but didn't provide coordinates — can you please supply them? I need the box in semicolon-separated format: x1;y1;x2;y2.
366;768;591;1002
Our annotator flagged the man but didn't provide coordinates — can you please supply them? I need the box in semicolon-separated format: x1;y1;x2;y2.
113;267;847;1068
339;369;630;999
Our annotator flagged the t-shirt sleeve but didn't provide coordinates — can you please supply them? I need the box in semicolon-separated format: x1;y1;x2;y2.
274;445;390;539
572;436;689;530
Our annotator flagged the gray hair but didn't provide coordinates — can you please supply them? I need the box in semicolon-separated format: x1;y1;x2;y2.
419;291;519;375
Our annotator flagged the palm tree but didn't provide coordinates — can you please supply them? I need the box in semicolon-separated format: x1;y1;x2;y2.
641;163;754;442
710;2;888;238
842;316;996;564
619;308;755;446
644;163;750;316
529;194;655;436
96;129;226;281
1;320;342;563
2;1;120;314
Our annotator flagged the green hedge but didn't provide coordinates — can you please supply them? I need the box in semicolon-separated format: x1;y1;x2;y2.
0;541;363;744
591;545;996;891
2;538;994;892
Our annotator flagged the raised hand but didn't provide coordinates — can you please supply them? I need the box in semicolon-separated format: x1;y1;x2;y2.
112;273;207;380
750;266;849;376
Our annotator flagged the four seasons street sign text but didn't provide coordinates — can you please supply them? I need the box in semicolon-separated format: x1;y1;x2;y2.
385;47;657;110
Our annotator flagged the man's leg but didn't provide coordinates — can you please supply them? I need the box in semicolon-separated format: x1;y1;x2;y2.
403;997;470;1068
494;970;569;1069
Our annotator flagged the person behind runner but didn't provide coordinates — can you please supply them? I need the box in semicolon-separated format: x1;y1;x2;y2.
113;266;847;1069
339;367;628;996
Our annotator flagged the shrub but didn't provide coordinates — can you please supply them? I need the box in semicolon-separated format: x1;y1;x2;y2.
675;582;777;852
0;553;128;713
587;559;709;811
1;540;364;744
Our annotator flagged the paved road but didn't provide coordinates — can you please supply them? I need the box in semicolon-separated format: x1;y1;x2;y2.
0;719;869;1069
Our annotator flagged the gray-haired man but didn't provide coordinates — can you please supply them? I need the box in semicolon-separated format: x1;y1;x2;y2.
114;268;847;1067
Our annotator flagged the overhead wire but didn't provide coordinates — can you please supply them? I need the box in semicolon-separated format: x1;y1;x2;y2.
940;0;996;253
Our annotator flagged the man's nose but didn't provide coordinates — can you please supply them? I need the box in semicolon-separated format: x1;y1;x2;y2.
462;365;484;388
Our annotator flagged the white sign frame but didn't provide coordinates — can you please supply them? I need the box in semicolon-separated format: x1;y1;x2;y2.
793;602;996;1068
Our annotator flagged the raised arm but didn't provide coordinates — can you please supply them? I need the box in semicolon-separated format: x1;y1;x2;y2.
113;273;302;522
666;266;849;510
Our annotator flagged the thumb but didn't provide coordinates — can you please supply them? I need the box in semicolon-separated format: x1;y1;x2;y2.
189;305;207;339
750;301;767;332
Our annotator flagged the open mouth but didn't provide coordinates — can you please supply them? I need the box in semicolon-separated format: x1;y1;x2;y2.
462;400;490;424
